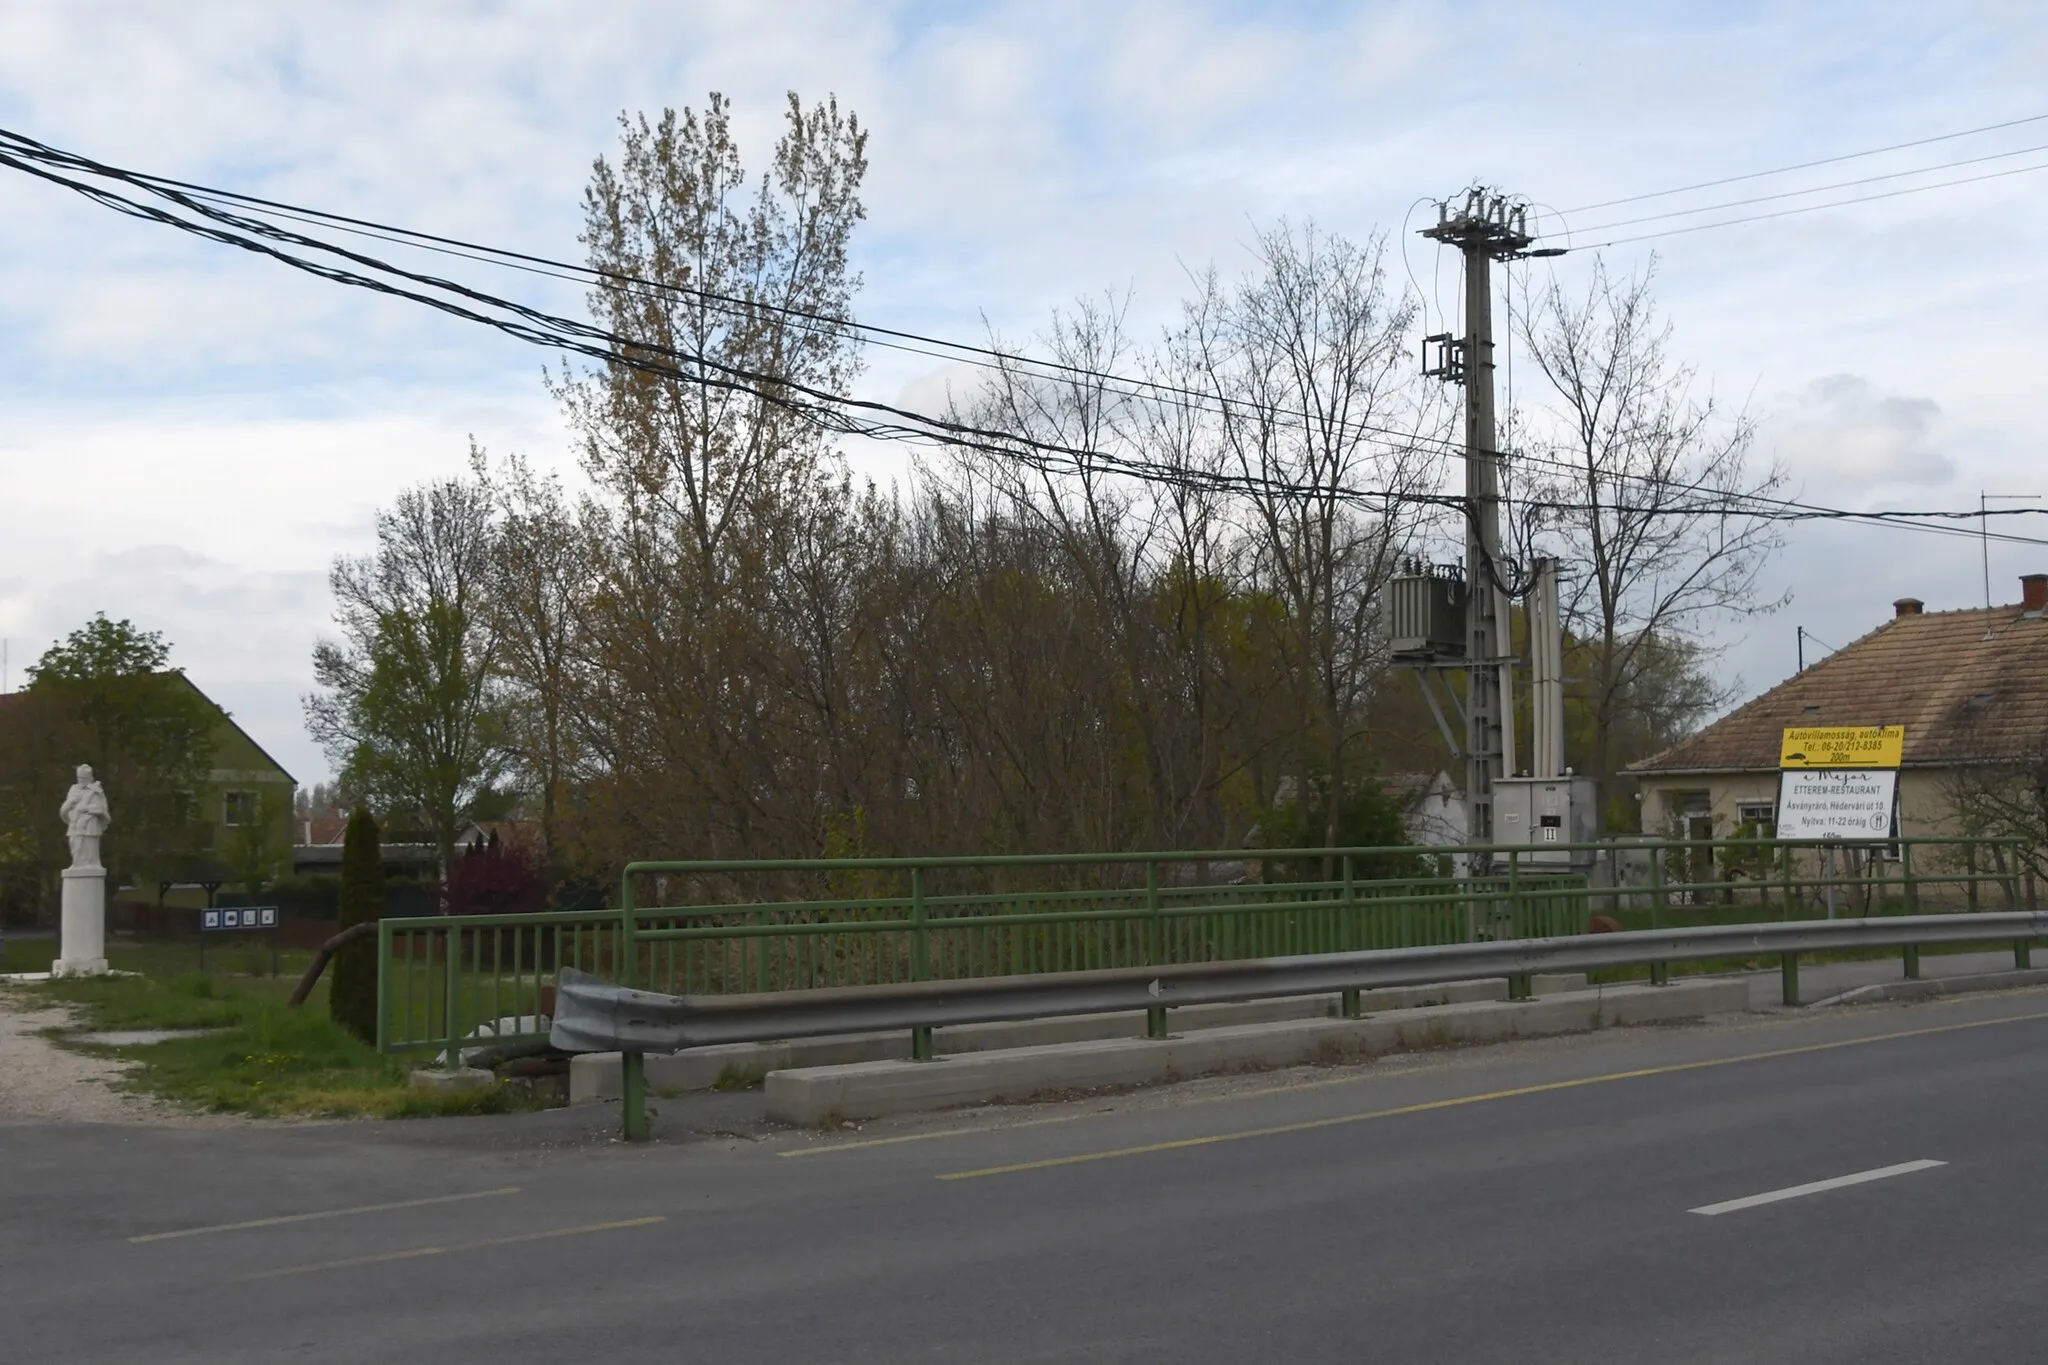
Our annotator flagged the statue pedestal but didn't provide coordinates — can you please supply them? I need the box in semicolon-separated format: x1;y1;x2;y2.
53;866;108;978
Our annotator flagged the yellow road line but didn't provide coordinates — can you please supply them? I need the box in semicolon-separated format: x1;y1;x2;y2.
783;1063;1432;1158
781;1111;1099;1157
242;1216;666;1280
938;1008;2048;1180
130;1187;522;1243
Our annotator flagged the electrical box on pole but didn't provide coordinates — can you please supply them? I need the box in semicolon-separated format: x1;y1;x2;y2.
1387;562;1468;662
1492;776;1597;868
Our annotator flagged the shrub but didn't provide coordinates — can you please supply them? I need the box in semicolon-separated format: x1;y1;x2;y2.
443;836;547;917
329;806;385;1044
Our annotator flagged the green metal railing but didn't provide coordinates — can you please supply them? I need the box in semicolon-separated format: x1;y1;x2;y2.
375;834;2033;1063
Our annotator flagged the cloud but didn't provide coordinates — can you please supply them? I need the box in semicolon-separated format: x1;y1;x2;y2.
1764;374;1953;491
4;542;332;778
0;401;563;782
3;0;2047;782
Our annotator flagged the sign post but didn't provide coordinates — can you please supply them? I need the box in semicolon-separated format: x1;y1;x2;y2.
199;905;280;977
1776;726;1904;919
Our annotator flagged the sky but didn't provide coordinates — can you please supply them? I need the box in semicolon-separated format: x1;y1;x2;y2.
2;1;2045;786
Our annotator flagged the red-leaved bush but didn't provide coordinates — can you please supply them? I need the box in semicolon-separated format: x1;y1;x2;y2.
443;838;548;917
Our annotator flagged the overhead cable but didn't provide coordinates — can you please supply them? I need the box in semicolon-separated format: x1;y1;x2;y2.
1559;110;2048;214
1565;139;2048;239
4;127;2043;552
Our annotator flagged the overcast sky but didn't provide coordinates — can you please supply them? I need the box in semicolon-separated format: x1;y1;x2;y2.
2;2;2045;786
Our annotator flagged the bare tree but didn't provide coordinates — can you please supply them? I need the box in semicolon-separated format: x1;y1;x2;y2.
1518;257;1787;816
1189;223;1444;847
1939;697;2048;893
475;446;596;863
950;294;1195;845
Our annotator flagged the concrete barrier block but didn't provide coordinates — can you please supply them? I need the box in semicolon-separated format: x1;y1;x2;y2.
571;971;1642;1106
763;980;1747;1125
1600;978;1750;1023
409;1066;495;1094
570;977;1567;1104
1533;972;1591;994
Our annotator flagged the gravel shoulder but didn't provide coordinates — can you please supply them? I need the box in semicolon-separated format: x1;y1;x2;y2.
0;986;232;1126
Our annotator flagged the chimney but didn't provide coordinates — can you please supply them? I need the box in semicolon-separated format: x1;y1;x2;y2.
2023;574;2048;612
1893;597;1923;618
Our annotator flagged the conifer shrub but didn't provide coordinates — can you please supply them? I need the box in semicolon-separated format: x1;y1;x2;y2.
329;805;385;1044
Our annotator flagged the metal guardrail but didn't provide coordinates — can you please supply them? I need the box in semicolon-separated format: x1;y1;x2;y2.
375;835;2030;1060
552;910;2048;1140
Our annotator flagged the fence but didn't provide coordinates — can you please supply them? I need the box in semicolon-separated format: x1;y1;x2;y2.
375;834;2030;1061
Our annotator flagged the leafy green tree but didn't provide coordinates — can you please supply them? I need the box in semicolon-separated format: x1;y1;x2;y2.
227;788;287;896
1261;776;1426;881
329;805;384;1044
307;479;508;873
24;614;217;887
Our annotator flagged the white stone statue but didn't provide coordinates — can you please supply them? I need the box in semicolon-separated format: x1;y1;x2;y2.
59;764;111;871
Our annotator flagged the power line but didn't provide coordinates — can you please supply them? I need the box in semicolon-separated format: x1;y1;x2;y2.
151;174;2046;552
1575;158;2048;250
0;133;1471;520
1564;139;2048;239
7;122;2028;534
6;128;2044;557
159;168;1481;468
1507;443;2048;549
1558;111;2048;215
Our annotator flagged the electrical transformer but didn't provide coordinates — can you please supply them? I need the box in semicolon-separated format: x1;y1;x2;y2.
1387;565;1467;662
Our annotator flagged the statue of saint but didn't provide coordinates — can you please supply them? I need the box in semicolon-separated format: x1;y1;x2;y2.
60;765;111;871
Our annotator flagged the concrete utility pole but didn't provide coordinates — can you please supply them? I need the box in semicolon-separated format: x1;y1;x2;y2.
1421;189;1544;848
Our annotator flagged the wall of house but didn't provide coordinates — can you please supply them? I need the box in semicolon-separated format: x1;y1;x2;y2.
1635;774;1781;837
1636;768;1968;840
188;692;295;882
127;673;301;878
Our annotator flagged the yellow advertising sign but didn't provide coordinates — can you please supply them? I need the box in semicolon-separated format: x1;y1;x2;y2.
1779;725;1904;769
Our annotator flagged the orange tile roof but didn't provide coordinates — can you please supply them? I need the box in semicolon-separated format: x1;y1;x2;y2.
298;817;350;845
1630;599;2048;775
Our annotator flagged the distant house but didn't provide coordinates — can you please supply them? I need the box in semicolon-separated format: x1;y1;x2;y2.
1629;575;2048;843
454;819;546;857
292;814;440;879
1384;770;1469;873
186;676;297;869
1383;771;1468;848
1264;771;1469;852
0;672;297;902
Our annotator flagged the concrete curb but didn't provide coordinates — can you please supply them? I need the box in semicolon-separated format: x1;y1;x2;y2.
762;979;1750;1126
568;973;1590;1103
1809;966;2048;1009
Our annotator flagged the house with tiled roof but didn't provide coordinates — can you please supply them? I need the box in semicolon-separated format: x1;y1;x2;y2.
0;671;295;909
1628;573;2048;841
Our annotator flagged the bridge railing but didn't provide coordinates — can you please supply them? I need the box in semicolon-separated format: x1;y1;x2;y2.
375;835;2032;1060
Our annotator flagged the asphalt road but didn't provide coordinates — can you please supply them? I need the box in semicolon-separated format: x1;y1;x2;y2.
9;989;2048;1363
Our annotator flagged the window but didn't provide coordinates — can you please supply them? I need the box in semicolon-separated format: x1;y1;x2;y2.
1736;801;1776;836
1673;791;1712;842
223;790;258;827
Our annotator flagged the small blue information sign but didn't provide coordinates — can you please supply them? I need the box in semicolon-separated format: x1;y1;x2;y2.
197;905;281;976
201;907;278;932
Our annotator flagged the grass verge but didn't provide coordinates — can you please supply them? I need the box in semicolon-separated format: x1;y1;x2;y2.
14;965;542;1120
